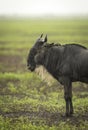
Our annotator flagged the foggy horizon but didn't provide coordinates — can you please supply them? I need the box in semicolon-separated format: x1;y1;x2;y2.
0;0;88;18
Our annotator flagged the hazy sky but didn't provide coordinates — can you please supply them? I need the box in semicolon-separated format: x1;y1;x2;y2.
0;0;88;16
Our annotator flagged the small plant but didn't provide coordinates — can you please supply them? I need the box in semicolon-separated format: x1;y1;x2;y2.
7;82;17;93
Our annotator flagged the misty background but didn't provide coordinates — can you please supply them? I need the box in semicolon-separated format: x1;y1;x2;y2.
0;0;88;17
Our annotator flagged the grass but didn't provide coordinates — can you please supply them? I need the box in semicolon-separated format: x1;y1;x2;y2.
0;17;88;130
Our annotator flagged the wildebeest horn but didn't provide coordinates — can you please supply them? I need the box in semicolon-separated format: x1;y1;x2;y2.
40;34;43;38
44;35;47;42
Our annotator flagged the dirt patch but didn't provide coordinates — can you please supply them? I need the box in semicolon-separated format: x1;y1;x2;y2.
77;93;88;98
0;55;26;72
72;82;88;93
0;110;88;126
0;55;22;64
0;41;7;44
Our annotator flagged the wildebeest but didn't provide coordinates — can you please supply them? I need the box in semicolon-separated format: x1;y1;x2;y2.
27;34;88;116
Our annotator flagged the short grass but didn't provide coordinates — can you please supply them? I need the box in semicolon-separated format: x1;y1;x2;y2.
0;17;88;130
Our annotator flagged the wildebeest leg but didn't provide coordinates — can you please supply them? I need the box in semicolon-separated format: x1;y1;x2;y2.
64;85;70;116
63;78;73;116
69;85;73;115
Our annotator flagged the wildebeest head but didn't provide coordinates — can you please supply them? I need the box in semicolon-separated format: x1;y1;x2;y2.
27;34;47;71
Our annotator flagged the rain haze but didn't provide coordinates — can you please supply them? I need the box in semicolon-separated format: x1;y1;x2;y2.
0;0;88;17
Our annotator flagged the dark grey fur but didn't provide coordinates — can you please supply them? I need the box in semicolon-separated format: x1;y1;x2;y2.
27;34;88;116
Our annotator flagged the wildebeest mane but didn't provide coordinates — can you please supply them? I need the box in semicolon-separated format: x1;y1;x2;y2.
44;43;61;48
44;43;87;50
63;43;87;49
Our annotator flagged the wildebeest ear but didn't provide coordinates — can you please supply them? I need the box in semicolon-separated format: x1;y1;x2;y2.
44;35;47;42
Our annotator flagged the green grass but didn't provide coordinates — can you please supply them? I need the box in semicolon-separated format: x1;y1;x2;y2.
0;17;88;130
